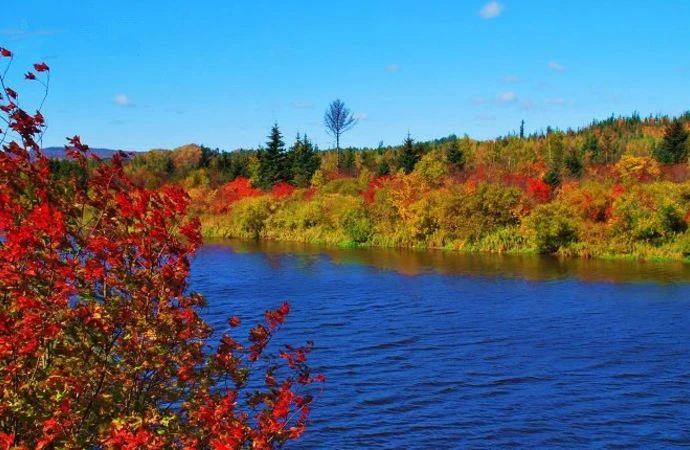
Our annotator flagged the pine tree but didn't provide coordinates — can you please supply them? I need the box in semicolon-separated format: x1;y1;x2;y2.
654;119;689;164
375;159;390;177
290;133;321;187
447;140;465;170
582;133;600;163
256;123;288;189
565;149;583;177
397;133;421;174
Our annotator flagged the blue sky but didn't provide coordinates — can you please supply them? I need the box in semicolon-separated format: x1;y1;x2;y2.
3;1;689;151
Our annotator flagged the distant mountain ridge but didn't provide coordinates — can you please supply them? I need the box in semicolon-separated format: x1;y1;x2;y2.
41;147;123;159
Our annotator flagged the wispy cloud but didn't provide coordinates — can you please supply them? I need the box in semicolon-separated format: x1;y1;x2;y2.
547;61;565;72
386;64;401;73
497;91;517;103
478;1;504;19
113;94;133;107
353;112;369;121
503;74;519;83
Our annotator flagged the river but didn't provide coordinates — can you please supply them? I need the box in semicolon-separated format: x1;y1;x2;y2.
190;240;690;449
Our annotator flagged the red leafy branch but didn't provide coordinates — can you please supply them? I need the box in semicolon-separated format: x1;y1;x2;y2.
0;46;322;449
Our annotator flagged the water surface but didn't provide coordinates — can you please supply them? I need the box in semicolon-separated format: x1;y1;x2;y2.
191;240;690;449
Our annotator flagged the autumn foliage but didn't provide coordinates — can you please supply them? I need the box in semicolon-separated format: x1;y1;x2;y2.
0;48;321;448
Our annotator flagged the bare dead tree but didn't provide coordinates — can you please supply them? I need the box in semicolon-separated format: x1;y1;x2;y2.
324;99;357;168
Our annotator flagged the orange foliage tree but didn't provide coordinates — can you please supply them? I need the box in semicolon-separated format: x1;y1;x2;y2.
0;47;321;449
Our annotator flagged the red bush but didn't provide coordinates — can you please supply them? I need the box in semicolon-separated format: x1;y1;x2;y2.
527;178;550;202
210;176;262;213
271;182;295;199
362;175;394;203
0;48;320;449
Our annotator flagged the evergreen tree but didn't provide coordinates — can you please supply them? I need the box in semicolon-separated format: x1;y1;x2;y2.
375;159;390;177
397;133;421;174
447;140;465;170
290;133;321;187
543;166;561;187
654;119;689;164
256;123;288;189
519;120;525;139
565;149;583;177
198;145;217;168
582;133;600;163
164;155;175;175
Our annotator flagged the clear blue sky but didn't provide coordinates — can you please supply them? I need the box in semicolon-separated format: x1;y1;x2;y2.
3;1;689;151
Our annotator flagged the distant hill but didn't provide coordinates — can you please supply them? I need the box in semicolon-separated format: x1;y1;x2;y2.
41;147;122;159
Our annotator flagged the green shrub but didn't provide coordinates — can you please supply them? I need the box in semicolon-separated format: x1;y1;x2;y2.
522;203;579;254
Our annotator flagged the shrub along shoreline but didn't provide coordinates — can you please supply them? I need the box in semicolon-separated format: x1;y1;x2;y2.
196;174;690;263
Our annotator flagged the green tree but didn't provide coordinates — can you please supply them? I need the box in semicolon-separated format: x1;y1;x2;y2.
375;159;390;177
256;123;288;189
290;133;321;187
447;140;465;170
654;119;689;164
397;133;421;174
582;133;600;163
565;149;583;177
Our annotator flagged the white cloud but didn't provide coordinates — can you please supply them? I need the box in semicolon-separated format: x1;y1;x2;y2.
113;94;131;107
353;112;369;121
386;64;401;73
547;61;565;71
497;91;517;103
479;1;504;19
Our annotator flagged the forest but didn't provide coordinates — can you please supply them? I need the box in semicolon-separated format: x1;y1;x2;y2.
50;110;690;262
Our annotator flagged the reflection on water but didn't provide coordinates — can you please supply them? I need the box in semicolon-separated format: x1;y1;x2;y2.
204;238;690;284
192;240;690;448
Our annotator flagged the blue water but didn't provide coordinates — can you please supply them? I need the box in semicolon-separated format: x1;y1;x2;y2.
190;241;690;449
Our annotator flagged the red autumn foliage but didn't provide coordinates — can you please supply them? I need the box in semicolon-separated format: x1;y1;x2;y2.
0;48;321;449
271;182;295;199
526;178;551;203
362;175;395;203
210;176;262;214
33;62;49;72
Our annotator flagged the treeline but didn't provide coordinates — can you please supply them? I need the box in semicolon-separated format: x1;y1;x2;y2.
111;111;690;193
50;111;690;260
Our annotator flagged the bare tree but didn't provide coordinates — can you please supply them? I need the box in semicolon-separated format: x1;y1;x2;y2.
324;99;357;168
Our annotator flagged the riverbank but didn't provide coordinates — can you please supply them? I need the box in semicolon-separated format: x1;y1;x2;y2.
197;185;690;264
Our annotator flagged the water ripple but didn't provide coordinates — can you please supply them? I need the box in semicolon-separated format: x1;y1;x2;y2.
192;243;690;449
